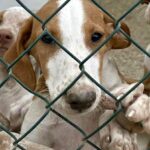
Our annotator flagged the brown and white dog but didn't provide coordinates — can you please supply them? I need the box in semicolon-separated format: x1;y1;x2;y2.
0;7;32;131
0;7;30;57
4;0;150;149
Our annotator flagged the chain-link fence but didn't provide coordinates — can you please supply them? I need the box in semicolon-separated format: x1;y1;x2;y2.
0;0;150;149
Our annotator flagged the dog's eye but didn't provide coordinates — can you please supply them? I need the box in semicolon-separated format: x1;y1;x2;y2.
41;33;54;44
91;32;103;42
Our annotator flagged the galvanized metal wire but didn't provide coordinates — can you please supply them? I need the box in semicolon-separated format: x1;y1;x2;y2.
0;0;149;149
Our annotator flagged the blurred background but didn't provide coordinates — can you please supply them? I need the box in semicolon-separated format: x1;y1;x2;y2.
1;0;150;83
0;0;47;10
99;0;149;83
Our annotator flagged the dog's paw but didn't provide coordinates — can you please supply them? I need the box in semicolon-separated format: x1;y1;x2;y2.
99;110;138;150
113;83;150;134
145;3;150;24
124;94;149;122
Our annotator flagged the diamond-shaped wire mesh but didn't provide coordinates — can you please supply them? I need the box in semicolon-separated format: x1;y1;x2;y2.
0;0;150;149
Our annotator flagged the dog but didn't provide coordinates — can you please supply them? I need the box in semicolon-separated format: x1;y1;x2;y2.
4;0;150;149
0;6;33;132
0;7;30;57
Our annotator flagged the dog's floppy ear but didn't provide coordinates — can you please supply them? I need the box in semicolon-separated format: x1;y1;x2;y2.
104;15;131;49
4;17;36;90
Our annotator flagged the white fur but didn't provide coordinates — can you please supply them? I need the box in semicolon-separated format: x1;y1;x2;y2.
0;78;33;130
21;1;150;150
0;7;30;40
0;7;32;131
0;7;30;56
22;52;139;149
46;0;101;114
101;52;122;90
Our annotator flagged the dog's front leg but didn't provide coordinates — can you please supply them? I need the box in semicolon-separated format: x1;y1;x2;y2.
99;110;138;150
116;83;150;134
21;95;56;149
10;93;33;132
102;83;150;134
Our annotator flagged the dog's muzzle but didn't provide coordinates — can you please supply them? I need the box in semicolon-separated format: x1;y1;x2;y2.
66;86;96;112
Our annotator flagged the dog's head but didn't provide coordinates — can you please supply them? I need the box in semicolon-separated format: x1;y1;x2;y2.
0;7;30;57
4;0;131;114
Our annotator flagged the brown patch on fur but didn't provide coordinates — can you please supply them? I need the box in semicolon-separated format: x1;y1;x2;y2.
35;75;48;93
4;17;36;90
82;0;131;81
29;0;61;80
83;0;131;51
32;75;48;101
109;22;131;49
83;0;110;51
30;18;61;79
4;0;61;89
0;11;5;24
27;0;61;80
4;0;131;91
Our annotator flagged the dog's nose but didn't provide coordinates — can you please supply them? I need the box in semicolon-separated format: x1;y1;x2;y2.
0;29;13;44
66;87;96;111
